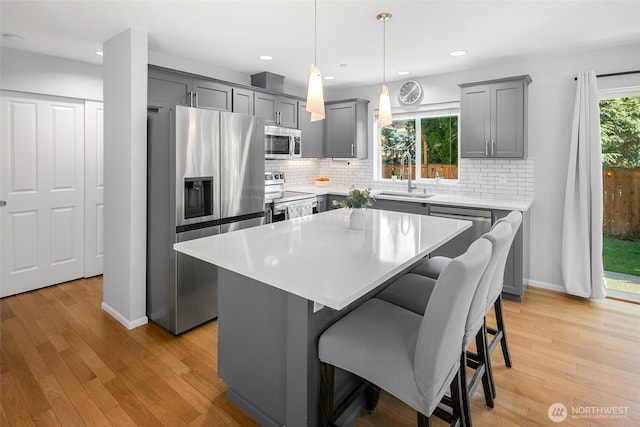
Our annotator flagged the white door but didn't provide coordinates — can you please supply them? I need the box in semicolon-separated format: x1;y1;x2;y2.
84;101;104;277
0;91;85;297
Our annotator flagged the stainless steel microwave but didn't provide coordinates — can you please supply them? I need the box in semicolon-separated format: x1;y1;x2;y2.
265;125;301;159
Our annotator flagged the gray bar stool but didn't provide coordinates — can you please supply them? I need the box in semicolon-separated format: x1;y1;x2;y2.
484;211;522;374
376;222;512;426
410;211;522;398
318;237;492;427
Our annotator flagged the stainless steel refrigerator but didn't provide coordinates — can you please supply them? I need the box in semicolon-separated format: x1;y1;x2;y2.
147;106;265;334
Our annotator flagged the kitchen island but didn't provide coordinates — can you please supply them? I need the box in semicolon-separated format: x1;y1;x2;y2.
174;208;471;427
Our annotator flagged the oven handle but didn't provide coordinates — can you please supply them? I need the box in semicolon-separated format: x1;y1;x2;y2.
273;198;318;214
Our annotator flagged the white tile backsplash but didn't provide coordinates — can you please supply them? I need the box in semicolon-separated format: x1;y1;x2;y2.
265;157;534;201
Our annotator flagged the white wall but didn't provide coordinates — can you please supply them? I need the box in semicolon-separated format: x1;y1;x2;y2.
0;47;103;101
324;42;640;291
102;29;148;329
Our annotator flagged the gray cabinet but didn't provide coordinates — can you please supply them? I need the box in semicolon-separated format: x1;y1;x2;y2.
371;198;428;215
254;92;298;128
325;99;369;159
316;195;328;213
493;209;524;300
232;88;254;115
298;102;324;158
460;75;530;158
327;194;346;210
364;194;526;301
148;67;231;111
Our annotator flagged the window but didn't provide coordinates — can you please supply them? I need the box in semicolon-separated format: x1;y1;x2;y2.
377;107;459;181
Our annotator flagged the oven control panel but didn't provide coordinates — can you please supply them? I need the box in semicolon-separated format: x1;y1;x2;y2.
265;171;285;184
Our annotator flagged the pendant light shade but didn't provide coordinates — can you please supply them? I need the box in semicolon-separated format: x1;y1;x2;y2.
306;64;325;121
377;12;392;129
378;84;392;128
306;0;325;121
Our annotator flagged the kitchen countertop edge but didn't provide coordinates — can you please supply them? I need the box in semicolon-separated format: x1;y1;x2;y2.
292;185;532;211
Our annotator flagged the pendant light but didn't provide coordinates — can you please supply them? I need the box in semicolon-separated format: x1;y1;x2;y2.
306;0;325;121
377;12;392;128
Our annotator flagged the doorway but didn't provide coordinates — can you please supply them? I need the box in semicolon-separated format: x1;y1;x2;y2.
599;88;640;302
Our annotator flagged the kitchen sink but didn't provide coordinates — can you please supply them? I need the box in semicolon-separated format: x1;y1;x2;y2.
377;191;435;199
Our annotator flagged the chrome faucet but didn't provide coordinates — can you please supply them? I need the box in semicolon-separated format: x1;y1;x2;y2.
400;151;417;193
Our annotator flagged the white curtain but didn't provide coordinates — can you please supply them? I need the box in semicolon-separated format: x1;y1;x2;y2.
561;71;607;299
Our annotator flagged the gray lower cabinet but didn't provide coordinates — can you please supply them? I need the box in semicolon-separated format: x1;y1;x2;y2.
316;195;327;213
460;75;531;158
325;99;369;159
371;199;428;215
148;67;231;111
366;196;525;300
254;92;298;128
493;209;524;299
298;102;324;158
327;194;346;209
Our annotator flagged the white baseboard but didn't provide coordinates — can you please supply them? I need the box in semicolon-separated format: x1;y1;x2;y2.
527;279;565;293
101;301;148;330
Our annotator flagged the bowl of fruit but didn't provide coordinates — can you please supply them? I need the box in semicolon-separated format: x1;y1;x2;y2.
315;177;330;187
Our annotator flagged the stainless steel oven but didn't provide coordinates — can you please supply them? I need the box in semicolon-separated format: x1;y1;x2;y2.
264;171;317;222
265;125;301;159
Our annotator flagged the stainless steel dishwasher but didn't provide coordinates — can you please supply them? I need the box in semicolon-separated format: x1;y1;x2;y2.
428;205;493;258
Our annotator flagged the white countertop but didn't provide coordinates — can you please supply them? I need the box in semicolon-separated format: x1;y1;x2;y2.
173;209;471;311
294;185;532;211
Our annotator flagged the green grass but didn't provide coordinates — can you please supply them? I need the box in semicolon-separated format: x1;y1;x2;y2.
603;236;640;276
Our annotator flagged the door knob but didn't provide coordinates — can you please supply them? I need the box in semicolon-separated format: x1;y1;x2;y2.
0;200;6;207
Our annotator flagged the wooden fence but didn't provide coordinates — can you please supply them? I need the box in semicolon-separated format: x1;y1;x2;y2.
382;163;459;180
603;168;640;239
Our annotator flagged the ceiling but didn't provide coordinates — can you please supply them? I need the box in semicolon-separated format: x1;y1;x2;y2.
2;1;640;89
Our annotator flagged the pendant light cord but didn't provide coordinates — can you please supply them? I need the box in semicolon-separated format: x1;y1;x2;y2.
314;0;318;66
382;17;386;85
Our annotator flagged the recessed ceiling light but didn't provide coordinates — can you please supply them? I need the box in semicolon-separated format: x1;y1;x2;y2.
258;55;274;61
324;75;335;80
397;71;410;76
95;51;104;56
449;50;467;57
3;33;24;42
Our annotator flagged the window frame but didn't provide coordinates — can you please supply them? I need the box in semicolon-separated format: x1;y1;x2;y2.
374;102;461;183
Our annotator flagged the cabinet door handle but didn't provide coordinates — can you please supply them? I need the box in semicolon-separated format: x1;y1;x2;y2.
491;139;495;156
194;92;198;108
485;140;489;156
188;91;193;107
351;144;355;156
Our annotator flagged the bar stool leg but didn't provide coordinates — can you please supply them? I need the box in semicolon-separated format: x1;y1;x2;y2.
495;296;513;368
320;362;334;427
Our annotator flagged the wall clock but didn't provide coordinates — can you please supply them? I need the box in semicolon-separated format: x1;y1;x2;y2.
398;80;422;105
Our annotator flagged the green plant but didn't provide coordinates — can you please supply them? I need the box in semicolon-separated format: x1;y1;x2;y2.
333;187;375;209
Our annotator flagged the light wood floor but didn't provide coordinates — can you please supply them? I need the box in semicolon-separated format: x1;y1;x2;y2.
1;278;639;426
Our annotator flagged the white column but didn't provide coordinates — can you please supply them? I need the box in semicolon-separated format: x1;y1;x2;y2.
102;28;148;329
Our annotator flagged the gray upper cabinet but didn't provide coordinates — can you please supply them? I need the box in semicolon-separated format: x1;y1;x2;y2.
460;75;531;158
148;67;231;112
148;68;193;109
192;80;231;111
325;99;369;159
298;102;324;158
232;88;254;115
254;92;298;128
